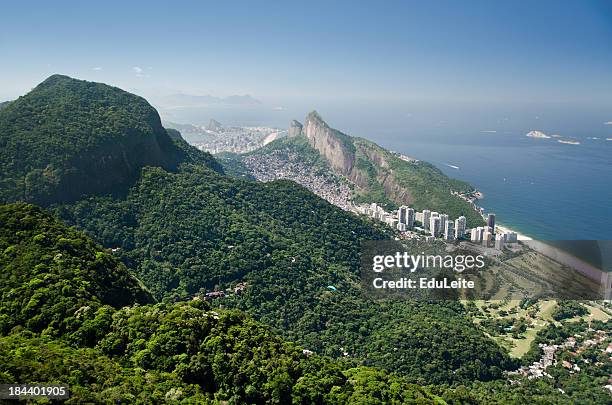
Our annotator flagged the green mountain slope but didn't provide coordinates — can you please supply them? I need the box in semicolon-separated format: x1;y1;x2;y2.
0;76;511;385
246;111;484;227
0;75;220;206
0;203;444;403
0;204;603;405
0;203;153;338
55;165;513;384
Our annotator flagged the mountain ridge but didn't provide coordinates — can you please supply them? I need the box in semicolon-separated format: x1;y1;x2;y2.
247;111;484;227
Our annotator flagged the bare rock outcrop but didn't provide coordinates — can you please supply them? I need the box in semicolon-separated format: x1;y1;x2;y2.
303;111;355;175
288;120;303;137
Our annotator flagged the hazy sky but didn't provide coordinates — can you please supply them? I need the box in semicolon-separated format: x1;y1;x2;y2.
1;0;611;132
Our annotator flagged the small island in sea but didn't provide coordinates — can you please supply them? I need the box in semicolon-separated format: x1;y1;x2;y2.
526;130;551;139
558;139;581;145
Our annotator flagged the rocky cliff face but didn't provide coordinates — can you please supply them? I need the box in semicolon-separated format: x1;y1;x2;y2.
288;120;303;137
274;112;482;223
295;111;415;206
303;111;355;175
358;142;414;204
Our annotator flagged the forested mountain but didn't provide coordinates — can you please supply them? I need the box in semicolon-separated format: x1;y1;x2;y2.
0;203;152;338
0;76;508;383
0;76;510;385
1;207;607;403
54;164;513;384
0;203;444;403
3;75;609;402
246;111;484;227
0;75;220;206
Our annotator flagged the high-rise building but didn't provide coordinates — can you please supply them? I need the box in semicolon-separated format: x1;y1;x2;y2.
504;232;518;243
422;210;431;230
398;206;408;224
397;222;407;232
416;212;424;223
471;226;486;243
470;228;480;242
455;216;466;239
430;216;441;237
495;234;505;250
444;220;455;240
406;208;415;228
439;214;449;235
483;229;493;247
487;213;496;232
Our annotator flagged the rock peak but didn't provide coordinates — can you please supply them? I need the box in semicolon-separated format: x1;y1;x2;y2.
306;110;328;127
206;119;223;132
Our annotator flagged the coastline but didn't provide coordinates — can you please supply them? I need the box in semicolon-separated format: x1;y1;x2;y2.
495;223;532;241
469;187;531;241
471;186;609;287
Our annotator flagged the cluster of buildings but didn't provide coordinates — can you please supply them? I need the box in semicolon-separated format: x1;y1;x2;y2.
356;203;467;242
172;119;287;154
469;213;517;249
415;208;466;241
356;203;517;250
197;282;248;301
509;327;610;384
244;151;353;211
196;126;285;154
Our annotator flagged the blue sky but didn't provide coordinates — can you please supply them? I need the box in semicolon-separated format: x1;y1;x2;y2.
1;0;611;132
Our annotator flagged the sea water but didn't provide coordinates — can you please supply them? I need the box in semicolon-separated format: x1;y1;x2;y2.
383;133;612;241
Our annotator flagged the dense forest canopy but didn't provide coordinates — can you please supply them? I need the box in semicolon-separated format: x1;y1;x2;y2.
54;163;513;384
0;203;152;338
0;75;220;206
0;203;444;403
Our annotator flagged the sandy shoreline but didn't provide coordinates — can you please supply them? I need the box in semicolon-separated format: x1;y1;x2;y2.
495;224;532;241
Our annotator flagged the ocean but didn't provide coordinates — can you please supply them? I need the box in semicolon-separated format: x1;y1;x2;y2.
379;132;612;241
